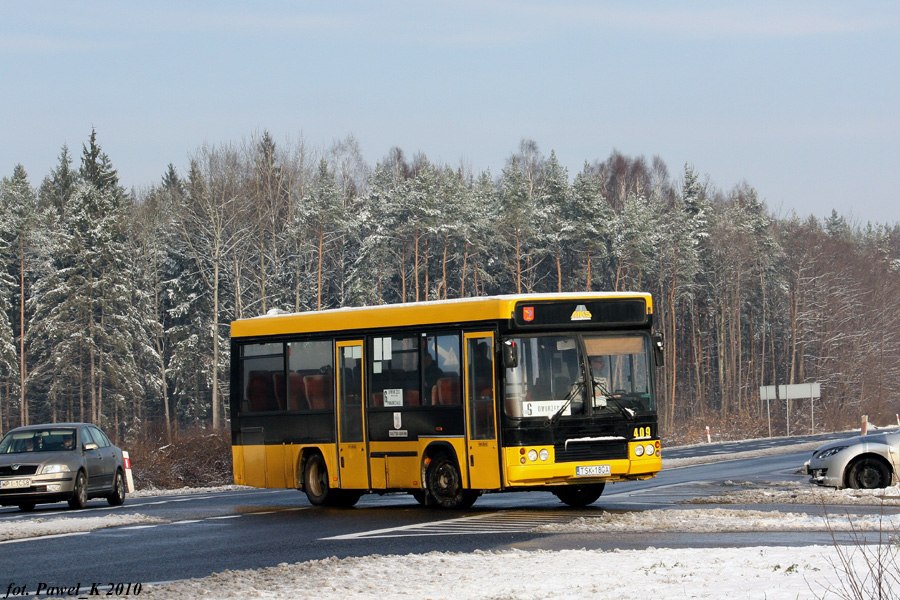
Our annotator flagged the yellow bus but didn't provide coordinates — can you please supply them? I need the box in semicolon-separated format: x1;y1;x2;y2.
230;292;663;508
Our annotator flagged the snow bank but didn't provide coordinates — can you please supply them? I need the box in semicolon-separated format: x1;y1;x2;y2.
130;484;251;498
132;546;864;600
686;480;900;506
534;507;900;534
0;513;163;542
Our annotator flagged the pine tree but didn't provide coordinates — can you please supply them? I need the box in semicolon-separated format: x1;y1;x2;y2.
499;157;541;293
0;165;40;425
569;163;614;290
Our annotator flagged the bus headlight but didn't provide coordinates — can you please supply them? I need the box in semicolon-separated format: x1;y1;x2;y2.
645;444;655;457
634;445;644;457
527;449;538;462
539;449;549;461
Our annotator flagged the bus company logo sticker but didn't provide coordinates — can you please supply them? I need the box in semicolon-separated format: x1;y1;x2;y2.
390;412;408;437
523;306;535;322
570;304;592;321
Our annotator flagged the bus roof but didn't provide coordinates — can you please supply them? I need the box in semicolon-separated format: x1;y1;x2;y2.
230;292;653;339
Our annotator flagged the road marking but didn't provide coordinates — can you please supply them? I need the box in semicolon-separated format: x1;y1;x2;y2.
321;510;591;540
0;531;91;545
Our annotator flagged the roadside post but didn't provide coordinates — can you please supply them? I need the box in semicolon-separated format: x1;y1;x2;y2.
123;451;136;493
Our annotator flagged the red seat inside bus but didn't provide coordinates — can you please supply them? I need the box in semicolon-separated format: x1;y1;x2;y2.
432;376;460;405
274;371;308;410
247;371;276;412
304;375;334;410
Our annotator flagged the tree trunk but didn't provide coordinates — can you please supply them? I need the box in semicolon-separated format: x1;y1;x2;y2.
19;251;26;426
212;257;221;429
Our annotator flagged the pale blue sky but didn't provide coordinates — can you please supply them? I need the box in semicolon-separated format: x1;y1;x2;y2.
2;2;899;224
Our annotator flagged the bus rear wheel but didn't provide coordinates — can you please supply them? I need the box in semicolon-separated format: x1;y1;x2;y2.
425;454;478;509
303;453;362;507
554;483;605;507
303;453;335;506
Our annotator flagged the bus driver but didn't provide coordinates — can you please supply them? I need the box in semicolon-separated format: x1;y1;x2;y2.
589;354;611;407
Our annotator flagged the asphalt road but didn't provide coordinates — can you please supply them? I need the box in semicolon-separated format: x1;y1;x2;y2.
0;432;889;595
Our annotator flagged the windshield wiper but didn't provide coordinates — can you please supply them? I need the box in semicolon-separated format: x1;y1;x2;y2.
546;380;583;426
592;379;635;420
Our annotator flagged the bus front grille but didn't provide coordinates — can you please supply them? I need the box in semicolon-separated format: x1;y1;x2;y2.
554;440;628;463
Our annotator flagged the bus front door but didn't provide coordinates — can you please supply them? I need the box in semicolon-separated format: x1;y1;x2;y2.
336;341;369;490
463;332;501;489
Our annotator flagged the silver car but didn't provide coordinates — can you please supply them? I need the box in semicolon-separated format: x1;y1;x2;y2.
807;431;900;489
0;423;127;511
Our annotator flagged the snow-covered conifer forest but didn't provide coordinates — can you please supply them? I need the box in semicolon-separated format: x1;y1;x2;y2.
2;130;899;444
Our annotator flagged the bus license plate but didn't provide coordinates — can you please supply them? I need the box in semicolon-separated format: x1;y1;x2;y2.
576;465;610;477
1;478;31;489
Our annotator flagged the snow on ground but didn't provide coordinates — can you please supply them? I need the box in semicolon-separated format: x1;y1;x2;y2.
685;480;900;506
128;546;884;600
130;484;250;498
535;507;900;534
0;513;162;542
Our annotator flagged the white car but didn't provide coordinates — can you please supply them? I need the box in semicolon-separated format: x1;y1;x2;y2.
806;431;900;489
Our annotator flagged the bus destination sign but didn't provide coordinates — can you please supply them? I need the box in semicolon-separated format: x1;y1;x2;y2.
514;299;648;328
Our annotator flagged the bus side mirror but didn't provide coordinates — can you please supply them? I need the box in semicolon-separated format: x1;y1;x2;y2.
502;340;518;369
652;332;664;367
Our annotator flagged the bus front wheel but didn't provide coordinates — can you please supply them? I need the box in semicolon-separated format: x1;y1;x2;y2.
425;454;478;509
554;484;605;507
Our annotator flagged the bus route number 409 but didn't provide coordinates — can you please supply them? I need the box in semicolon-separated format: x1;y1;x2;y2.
575;465;611;477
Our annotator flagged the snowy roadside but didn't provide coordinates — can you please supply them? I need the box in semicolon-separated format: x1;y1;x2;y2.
126;545;868;600
0;513;163;542
124;506;899;600
129;484;251;498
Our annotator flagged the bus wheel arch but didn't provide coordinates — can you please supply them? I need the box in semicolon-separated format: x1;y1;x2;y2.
296;449;317;491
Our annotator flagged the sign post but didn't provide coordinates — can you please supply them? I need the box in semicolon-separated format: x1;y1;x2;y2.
759;386;777;437
777;383;821;436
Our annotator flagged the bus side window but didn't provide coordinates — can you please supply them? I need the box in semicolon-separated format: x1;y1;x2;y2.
288;340;334;411
241;342;284;413
369;335;419;407
425;333;461;405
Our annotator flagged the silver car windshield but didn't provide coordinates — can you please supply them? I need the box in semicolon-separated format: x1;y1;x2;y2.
0;429;77;453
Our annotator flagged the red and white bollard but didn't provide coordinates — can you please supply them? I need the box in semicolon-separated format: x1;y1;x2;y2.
861;415;869;436
705;425;711;443
122;451;136;493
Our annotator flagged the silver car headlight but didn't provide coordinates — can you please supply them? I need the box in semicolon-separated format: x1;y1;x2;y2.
39;464;71;475
815;446;848;460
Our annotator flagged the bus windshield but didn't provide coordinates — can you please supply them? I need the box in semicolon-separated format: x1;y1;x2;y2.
503;334;654;419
